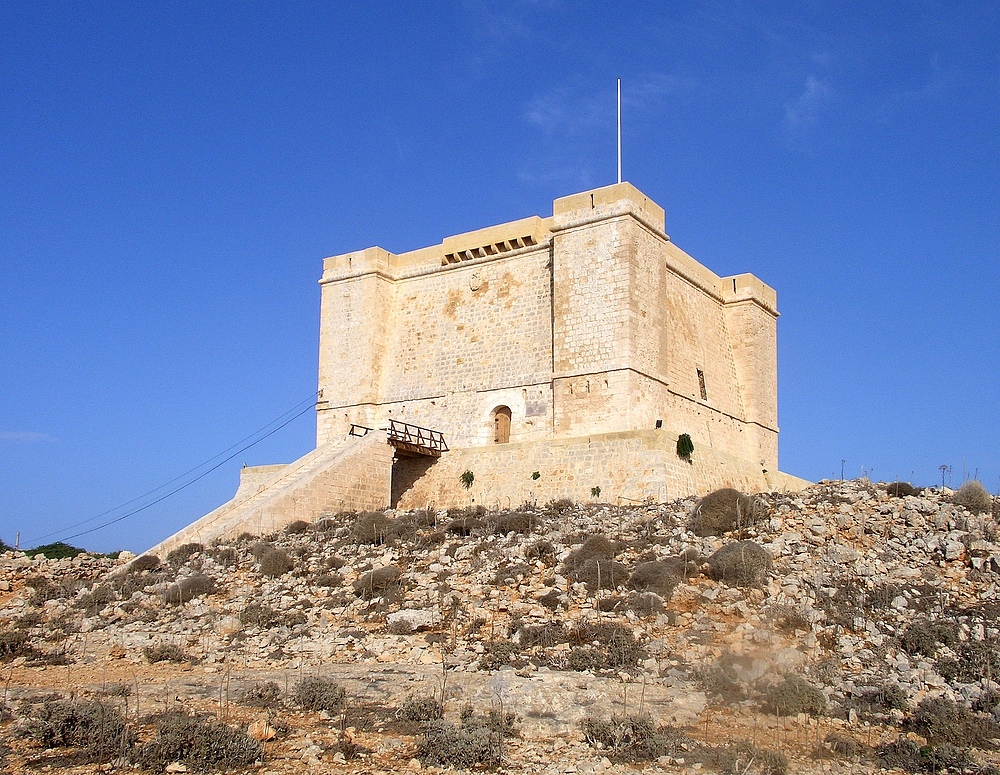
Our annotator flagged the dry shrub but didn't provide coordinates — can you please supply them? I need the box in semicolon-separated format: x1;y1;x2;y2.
293;677;345;712
164;574;215;604
351;511;416;545
20;699;134;761
445;514;484;536
627;559;689;599
628;592;664;617
166;542;204;568
909;695;1000;747
25;575;74;604
705;541;772;587
130;554;161;572
312;572;343;588
417;708;518;769
74;584;115;614
251;543;294;577
546;498;575;515
581;714;681;762
878;738;976;774
849;682;909;718
238;681;282;708
537;589;563;609
283;519;310;535
239;603;281;628
132;711;261;771
144;643;187;663
352;566;401;598
899;617;959;657
0;631;40;661
446;505;487;520
760;674;826;717
570;622;646;670
937;638;1000;684
696;663;747;704
822;731;860;757
398;694;443;722
490;511;537;535
516;623;568;649
713;742;789;775
208;546;237;567
525;539;556;564
955;480;994;514
561;535;628;591
477;640;521;671
886;482;920;497
689;488;767;536
769;603;811;633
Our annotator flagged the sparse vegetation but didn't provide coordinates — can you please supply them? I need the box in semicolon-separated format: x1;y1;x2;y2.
164;573;215;604
238;681;282;708
283;519;310;534
240;602;282;628
760;674;827;717
955;479;993;514
886;481;920;497
676;433;694;459
254;543;294;577
416;707;518;768
560;535;628;590
144;643;188;663
132;711;262;771
352;565;402;598
293;677;346;712
581;714;680;762
398;694;444;722
20;698;134;761
909;695;1000;747
689;487;767;536
704;540;772;587
166;542;204;568
130;554;162;572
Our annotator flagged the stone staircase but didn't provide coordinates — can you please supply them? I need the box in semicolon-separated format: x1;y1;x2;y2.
144;431;393;558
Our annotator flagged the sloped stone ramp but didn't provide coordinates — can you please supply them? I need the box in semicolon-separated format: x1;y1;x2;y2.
145;431;394;557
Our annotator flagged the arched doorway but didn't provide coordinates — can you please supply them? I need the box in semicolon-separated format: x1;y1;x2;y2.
492;406;511;444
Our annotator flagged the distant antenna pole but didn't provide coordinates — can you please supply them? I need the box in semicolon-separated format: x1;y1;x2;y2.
617;78;622;184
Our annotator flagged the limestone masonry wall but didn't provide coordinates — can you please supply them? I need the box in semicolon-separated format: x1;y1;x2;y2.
151;182;803;552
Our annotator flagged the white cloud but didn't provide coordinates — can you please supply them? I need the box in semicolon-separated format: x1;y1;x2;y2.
0;431;57;442
784;75;832;130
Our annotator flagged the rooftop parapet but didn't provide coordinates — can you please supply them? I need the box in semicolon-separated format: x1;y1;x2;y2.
719;273;778;315
321;246;394;283
552;181;666;234
440;215;550;265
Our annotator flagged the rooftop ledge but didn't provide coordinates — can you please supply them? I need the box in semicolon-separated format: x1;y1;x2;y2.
318;183;777;314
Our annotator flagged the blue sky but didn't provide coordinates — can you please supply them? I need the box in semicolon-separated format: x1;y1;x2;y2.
2;1;998;553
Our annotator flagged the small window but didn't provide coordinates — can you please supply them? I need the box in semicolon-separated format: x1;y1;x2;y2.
492;406;511;444
697;369;708;401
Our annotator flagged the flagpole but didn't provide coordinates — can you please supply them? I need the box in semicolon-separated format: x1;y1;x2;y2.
617;78;622;184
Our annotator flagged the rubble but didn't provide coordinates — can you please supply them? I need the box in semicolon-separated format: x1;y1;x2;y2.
2;479;1000;773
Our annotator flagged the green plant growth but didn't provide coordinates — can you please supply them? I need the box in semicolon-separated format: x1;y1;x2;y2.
676;433;694;459
460;469;475;489
591;486;601;499
531;470;540;480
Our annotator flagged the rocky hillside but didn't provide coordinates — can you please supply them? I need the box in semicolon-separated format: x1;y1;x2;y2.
2;479;1000;774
